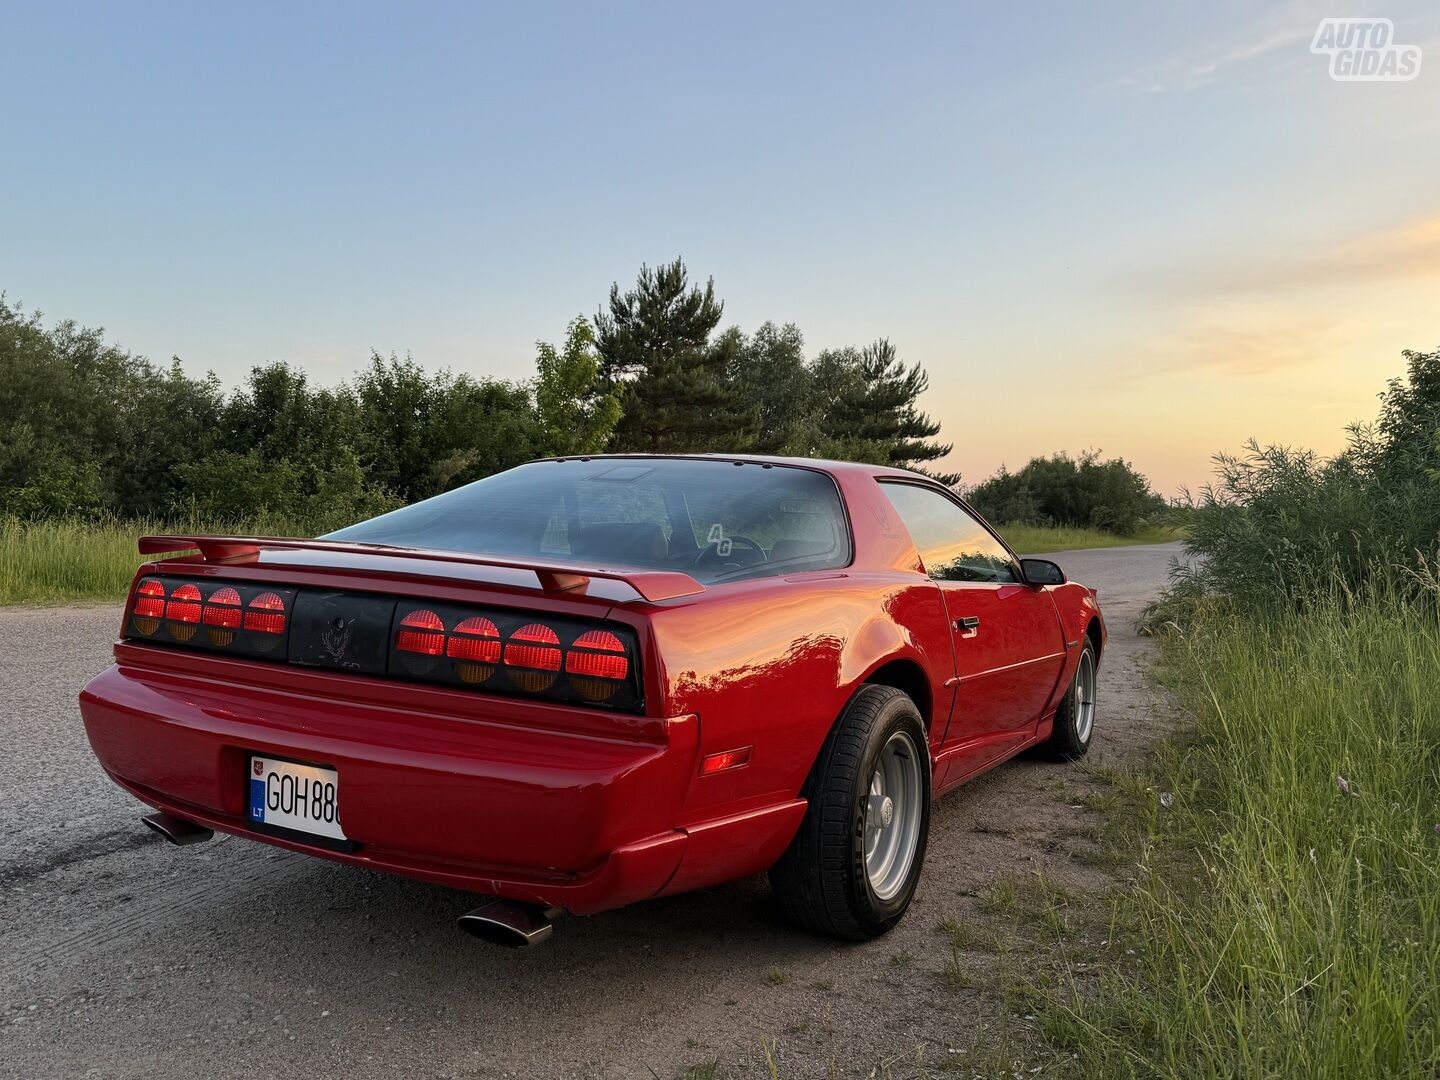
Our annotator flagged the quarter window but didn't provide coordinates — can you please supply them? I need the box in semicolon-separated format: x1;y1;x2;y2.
880;483;1017;584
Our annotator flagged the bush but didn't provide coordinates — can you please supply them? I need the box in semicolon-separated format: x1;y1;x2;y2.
1175;347;1440;610
170;447;400;531
967;450;1166;535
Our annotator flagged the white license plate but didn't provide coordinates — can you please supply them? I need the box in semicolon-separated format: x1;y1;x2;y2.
248;756;346;841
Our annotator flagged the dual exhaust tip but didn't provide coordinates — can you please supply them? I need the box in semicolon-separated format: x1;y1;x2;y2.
142;812;559;946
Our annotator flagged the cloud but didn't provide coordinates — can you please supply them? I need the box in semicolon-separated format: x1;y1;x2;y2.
1144;214;1440;299
1102;212;1440;385
1185;26;1312;82
1115;303;1347;382
1106;2;1328;93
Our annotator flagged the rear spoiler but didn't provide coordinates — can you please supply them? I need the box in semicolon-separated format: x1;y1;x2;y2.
137;535;706;603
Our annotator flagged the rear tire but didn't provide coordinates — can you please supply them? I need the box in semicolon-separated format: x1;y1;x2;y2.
770;684;931;941
1036;640;1097;761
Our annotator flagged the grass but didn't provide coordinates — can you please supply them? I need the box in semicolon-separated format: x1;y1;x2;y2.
1041;591;1440;1077
0;514;327;606
0;515;1181;607
0;516;178;605
1001;522;1182;555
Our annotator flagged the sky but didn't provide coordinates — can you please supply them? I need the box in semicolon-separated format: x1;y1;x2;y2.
2;1;1438;496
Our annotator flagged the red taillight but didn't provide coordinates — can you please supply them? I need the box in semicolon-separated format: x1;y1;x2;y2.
565;630;629;680
203;586;242;646
202;587;242;628
447;616;501;662
244;592;286;636
166;582;202;641
397;609;445;655
505;624;562;670
448;615;501;683
505;623;561;691
165;582;202;623
134;578;166;619
566;629;629;701
700;746;752;775
131;578;165;634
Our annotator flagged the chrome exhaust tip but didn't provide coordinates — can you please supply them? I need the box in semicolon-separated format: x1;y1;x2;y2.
457;901;561;947
142;811;215;846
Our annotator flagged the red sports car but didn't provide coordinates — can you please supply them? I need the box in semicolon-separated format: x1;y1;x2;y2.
80;455;1104;945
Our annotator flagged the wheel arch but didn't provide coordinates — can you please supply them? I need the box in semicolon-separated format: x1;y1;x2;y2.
861;656;933;733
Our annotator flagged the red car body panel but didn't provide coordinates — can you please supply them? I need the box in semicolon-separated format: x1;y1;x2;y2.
79;456;1106;915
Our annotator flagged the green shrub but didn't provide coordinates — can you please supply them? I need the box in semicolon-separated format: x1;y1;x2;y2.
967;451;1167;536
1174;348;1440;611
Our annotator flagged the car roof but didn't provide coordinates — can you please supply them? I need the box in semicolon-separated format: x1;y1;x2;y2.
528;452;941;484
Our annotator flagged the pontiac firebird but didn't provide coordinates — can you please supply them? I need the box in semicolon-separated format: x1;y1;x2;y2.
79;455;1105;945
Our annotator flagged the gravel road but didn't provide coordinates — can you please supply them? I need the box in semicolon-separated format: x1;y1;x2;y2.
0;543;1183;1079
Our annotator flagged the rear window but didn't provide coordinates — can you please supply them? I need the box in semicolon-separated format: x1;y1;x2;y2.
325;459;851;584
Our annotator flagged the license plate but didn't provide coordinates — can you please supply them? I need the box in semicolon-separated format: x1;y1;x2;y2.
248;756;346;840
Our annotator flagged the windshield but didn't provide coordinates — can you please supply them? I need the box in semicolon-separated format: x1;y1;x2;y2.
324;458;852;584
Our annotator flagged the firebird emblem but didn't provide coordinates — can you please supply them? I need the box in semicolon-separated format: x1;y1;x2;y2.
869;502;896;535
322;618;355;664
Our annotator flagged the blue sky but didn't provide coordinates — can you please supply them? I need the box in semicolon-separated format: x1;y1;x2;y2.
3;1;1438;493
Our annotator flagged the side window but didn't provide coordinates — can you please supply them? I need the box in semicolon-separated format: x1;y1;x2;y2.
880;482;1017;584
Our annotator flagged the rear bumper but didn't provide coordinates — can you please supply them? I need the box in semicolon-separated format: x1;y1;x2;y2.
79;650;801;914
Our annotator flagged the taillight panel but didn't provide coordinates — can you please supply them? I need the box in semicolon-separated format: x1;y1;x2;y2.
389;600;642;711
126;576;296;659
123;575;644;712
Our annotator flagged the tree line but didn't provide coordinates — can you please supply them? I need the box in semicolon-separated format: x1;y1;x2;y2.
0;259;960;526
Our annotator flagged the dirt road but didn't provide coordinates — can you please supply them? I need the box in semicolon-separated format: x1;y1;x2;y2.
0;543;1182;1079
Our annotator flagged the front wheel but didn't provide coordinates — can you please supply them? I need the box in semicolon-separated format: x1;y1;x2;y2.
1036;640;1097;761
770;685;931;940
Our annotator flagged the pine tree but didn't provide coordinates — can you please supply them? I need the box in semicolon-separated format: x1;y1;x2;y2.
815;339;957;483
593;259;748;452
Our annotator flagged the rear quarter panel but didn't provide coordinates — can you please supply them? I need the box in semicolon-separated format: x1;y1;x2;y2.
645;571;953;825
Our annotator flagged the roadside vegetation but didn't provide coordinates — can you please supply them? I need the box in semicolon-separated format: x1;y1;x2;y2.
0;516;1178;606
1040;347;1440;1077
967;449;1170;537
2;269;1175;605
998;522;1180;556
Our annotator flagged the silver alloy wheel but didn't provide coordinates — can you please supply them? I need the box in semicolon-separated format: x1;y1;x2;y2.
863;730;923;901
1075;649;1096;744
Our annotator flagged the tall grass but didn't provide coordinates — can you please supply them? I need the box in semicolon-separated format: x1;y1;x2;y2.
0;515;329;606
1046;591;1440;1077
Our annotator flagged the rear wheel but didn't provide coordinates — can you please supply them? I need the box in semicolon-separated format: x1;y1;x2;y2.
770;684;931;940
1036;640;1097;761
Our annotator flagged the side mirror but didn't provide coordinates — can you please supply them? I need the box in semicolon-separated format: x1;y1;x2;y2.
1020;558;1066;586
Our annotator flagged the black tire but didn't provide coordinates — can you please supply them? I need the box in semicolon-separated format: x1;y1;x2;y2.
1035;640;1097;761
769;684;931;941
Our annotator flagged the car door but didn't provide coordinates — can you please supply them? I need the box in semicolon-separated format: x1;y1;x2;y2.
879;481;1067;779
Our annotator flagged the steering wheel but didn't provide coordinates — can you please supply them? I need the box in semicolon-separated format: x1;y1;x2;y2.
692;534;766;568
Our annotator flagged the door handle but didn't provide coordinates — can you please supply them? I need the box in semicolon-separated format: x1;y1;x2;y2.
953;616;980;632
